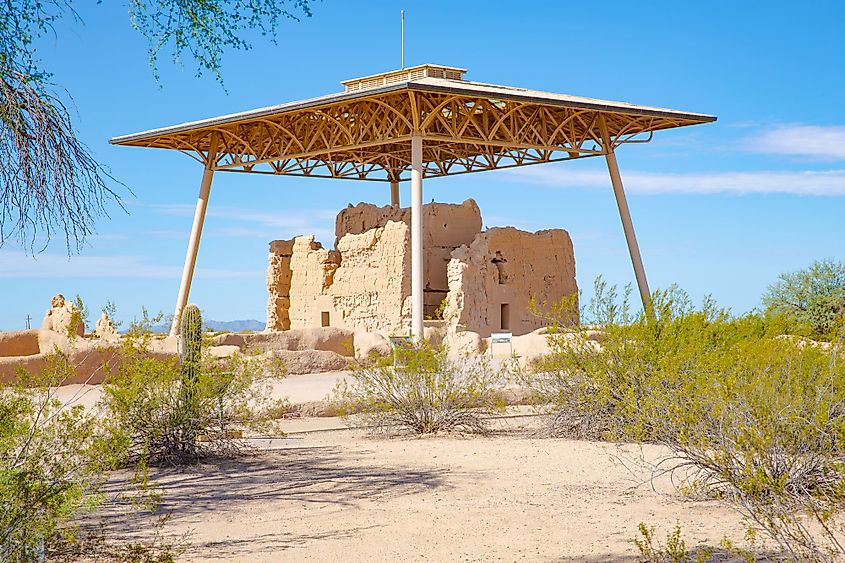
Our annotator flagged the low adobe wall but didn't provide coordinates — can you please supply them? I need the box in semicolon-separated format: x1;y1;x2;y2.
0;346;125;385
0;330;176;385
0;329;41;357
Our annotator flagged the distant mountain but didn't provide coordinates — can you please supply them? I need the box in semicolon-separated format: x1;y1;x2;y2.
144;319;265;334
205;319;265;333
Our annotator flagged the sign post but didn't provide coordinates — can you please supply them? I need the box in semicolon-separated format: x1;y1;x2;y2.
489;332;513;357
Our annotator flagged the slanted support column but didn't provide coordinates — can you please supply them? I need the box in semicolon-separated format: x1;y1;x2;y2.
390;180;400;206
169;137;218;336
410;134;424;340
598;117;651;311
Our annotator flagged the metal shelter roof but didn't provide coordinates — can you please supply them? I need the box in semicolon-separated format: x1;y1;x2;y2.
110;64;716;182
110;64;718;338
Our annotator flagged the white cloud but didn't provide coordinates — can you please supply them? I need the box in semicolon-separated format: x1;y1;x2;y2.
743;124;845;160
0;251;258;279
510;167;845;196
140;203;339;241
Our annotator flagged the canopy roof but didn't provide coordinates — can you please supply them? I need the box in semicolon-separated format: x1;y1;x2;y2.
110;64;716;182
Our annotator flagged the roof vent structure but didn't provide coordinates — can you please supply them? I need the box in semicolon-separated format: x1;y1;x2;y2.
341;64;466;92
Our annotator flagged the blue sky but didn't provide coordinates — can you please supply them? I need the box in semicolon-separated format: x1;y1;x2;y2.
2;0;844;329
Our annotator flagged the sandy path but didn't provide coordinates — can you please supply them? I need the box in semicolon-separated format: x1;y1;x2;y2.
52;371;351;413
93;421;756;562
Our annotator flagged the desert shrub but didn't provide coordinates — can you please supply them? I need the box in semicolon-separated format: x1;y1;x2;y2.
48;517;187;563
633;523;761;562
0;354;112;561
529;280;768;440
99;309;286;466
334;341;508;434
530;277;845;560
69;294;89;336
633;523;713;563
662;335;845;562
763;258;845;340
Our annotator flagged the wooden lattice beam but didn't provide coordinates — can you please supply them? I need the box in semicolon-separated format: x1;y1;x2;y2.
114;86;710;181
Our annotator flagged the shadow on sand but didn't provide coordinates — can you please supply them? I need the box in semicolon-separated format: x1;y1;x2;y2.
88;444;448;556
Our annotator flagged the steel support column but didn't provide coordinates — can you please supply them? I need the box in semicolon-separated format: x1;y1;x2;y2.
169;137;218;336
410;135;424;339
599;117;651;311
390;180;400;206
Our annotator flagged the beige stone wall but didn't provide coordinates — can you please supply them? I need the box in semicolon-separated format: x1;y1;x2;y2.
324;221;411;333
267;222;412;334
287;236;341;329
266;199;578;339
336;199;482;315
266;240;295;331
444;227;578;338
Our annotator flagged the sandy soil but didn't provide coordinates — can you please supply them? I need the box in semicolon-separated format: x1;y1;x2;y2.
52;371;351;413
89;418;760;562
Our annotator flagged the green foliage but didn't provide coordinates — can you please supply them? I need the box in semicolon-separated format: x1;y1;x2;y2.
100;317;286;466
334;341;508;435
67;294;89;338
48;517;187;562
763;258;845;340
0;354;112;561
127;0;313;84
427;297;448;321
102;300;122;329
718;531;761;563
529;283;758;440
0;1;312;252
0;305;288;558
664;335;845;562
129;0;311;83
633;523;712;563
588;274;635;326
0;0;69;80
0;0;313;88
529;276;845;560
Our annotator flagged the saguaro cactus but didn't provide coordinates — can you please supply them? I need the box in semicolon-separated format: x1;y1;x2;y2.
178;304;203;448
179;304;203;384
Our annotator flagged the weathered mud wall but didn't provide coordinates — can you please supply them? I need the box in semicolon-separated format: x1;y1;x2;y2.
322;221;411;333
267;199;578;338
444;227;578;338
266;240;295;331
336;198;482;314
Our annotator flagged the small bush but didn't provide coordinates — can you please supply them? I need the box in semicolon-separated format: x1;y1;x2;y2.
48;517;187;563
334;341;508;435
528;280;758;441
633;522;712;563
763;258;845;340
100;315;286;466
663;335;845;562
0;354;112;560
529;276;845;561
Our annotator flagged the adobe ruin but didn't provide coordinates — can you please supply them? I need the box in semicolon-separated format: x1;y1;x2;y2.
266;199;578;338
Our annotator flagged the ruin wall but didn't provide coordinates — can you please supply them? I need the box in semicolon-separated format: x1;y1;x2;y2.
444;227;578;338
267;199;578;338
336;199;482;312
266;240;295;330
